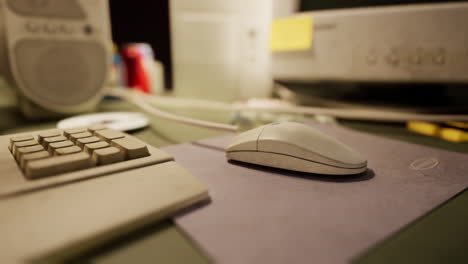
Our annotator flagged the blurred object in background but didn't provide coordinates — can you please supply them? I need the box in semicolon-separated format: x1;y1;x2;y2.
152;59;165;94
121;43;165;94
108;44;126;88
0;0;112;119
270;1;468;115
109;0;172;89
272;2;468;84
407;121;468;143
57;111;149;131
272;0;299;17
170;0;273;102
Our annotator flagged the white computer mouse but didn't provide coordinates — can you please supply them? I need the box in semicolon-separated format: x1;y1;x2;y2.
225;122;367;175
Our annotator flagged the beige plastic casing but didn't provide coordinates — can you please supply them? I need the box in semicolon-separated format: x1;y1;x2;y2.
226;122;367;175
0;129;209;263
272;2;468;83
0;0;112;115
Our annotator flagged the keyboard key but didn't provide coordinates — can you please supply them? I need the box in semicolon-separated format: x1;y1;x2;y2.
12;140;39;156
25;152;94;179
55;146;82;156
9;134;34;150
7;126;158;180
87;124;107;133
69;132;92;143
38;130;62;144
76;136;100;149
111;138;149;160
43;136;67;148
15;145;44;161
63;127;87;138
20;151;50;169
48;140;74;154
92;147;125;165
95;129;125;142
83;141;109;154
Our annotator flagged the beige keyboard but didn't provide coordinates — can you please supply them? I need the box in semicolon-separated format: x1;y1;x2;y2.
0;126;209;263
10;125;150;179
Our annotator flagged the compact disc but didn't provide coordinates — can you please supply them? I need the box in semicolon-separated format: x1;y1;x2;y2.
57;112;149;131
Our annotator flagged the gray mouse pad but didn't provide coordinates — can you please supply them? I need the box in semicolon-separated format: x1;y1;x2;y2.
163;123;468;264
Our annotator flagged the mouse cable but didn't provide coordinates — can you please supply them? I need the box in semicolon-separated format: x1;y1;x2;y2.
107;88;239;133
139;95;468;122
108;88;468;132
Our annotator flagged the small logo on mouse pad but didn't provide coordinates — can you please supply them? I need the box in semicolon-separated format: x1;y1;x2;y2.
410;157;439;170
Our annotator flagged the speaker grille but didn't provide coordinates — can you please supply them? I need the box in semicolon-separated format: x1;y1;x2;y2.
14;39;107;108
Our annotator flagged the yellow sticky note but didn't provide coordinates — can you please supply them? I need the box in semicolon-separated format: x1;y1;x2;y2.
270;16;313;52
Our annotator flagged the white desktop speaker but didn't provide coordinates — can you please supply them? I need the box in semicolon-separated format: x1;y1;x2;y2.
0;0;112;118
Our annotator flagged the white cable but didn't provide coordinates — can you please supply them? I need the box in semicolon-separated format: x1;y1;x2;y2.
143;93;234;111
109;88;468;132
135;91;468;122
133;92;468;122
108;88;238;133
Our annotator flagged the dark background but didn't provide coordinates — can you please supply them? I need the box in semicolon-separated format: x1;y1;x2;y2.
109;0;173;89
299;0;466;10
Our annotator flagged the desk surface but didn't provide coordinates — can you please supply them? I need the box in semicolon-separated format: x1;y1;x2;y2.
1;87;467;263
